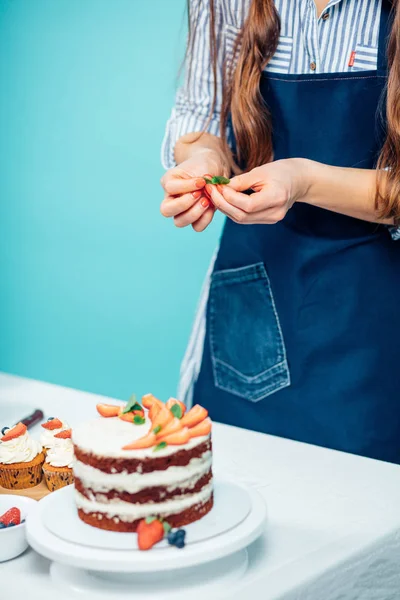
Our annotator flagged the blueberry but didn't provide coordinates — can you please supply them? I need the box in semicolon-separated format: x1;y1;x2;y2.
176;529;186;540
0;523;5;529
167;531;178;545
175;538;185;549
47;417;55;421
7;523;15;528
1;426;10;436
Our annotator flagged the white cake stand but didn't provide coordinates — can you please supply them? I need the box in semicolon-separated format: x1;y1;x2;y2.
27;479;267;599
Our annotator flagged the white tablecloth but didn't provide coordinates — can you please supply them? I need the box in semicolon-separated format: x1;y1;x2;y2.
0;372;399;600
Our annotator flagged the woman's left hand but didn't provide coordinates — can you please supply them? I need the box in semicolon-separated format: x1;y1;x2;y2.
207;158;309;224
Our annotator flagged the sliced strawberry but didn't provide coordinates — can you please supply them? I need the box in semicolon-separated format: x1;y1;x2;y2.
54;428;72;439
155;417;182;439
0;507;21;526
165;398;187;416
159;427;190;446
142;394;163;410
122;432;156;450
96;403;120;418
188;418;212;438
151;405;173;430
149;403;161;422
180;405;208;429
1;422;27;442
138;519;165;551
41;418;63;430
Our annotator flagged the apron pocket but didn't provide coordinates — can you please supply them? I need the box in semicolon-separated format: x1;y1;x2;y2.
209;262;290;402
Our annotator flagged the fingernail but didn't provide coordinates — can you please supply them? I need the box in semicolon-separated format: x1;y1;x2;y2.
216;184;223;194
195;178;205;188
203;173;213;179
192;190;203;199
201;198;210;208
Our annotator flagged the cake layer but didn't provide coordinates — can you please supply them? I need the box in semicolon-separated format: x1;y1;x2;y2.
72;417;210;460
75;482;213;521
77;496;214;532
74;439;212;474
75;469;212;504
73;450;212;493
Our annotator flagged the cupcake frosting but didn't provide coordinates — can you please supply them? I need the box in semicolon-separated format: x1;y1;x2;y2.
46;438;74;468
40;420;70;449
0;431;43;464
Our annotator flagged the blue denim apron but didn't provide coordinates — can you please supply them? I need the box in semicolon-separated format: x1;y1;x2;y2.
192;1;400;464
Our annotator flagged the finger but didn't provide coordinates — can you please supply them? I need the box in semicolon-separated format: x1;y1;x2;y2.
206;185;247;223
242;206;286;225
160;191;203;218
174;197;212;228
192;206;216;232
220;185;259;212
229;169;263;192
163;177;206;195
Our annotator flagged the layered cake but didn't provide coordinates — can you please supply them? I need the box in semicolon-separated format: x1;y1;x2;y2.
72;395;213;532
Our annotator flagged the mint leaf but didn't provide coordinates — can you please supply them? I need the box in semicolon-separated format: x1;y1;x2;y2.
153;441;168;452
211;176;230;185
170;404;182;419
122;395;143;414
153;425;162;434
133;415;145;425
204;177;213;184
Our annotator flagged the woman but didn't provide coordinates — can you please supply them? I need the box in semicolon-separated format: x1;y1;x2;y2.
160;0;400;464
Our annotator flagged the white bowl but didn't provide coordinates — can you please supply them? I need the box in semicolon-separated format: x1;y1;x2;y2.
0;495;37;562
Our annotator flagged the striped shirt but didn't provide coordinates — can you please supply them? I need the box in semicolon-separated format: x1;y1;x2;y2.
162;0;400;407
162;0;383;170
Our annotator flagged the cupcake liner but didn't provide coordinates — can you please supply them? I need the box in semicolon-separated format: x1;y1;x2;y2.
0;452;45;490
42;465;74;492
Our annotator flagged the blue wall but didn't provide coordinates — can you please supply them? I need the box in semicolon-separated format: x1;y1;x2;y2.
0;0;222;400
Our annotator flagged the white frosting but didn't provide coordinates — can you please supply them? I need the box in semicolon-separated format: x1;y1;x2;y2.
40;420;70;449
72;417;209;459
0;431;42;465
46;438;74;468
74;451;212;493
75;482;213;522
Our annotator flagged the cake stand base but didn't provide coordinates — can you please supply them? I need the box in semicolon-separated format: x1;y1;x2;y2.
50;549;248;599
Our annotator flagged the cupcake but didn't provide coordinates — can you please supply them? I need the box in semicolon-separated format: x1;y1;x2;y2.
40;417;70;452
42;429;74;492
0;423;45;489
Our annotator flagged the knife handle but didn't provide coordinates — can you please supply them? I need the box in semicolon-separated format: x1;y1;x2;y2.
20;409;44;430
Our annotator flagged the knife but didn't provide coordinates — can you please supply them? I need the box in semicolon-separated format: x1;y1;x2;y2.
16;409;44;430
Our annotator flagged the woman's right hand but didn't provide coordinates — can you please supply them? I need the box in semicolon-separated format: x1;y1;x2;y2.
160;150;226;232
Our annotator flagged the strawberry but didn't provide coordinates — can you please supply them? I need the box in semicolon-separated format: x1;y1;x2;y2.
118;409;145;423
188;418;212;438
96;403;120;418
0;507;21;527
142;394;163;410
180;405;208;429
54;428;72;439
166;398;187;417
151;405;173;430
155;417;182;439
149;403;161;422
159;427;190;446
41;418;63;431
1;422;27;442
122;432;156;450
137;518;165;551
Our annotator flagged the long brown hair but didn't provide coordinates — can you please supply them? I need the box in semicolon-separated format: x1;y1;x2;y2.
186;0;400;222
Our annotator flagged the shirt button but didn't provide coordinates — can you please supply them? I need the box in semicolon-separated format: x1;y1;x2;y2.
322;12;329;21
310;62;317;71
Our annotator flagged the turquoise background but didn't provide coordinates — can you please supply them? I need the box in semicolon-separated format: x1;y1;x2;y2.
0;0;222;401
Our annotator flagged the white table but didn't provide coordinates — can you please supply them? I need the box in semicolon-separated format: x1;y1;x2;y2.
0;372;399;600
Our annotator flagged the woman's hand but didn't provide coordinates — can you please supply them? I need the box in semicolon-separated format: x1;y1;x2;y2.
206;158;310;225
160;150;227;232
